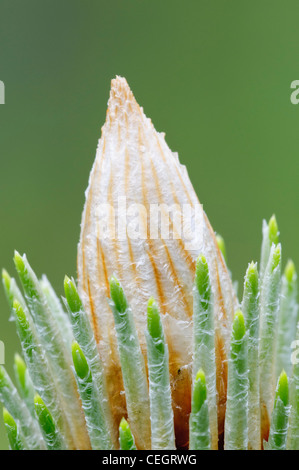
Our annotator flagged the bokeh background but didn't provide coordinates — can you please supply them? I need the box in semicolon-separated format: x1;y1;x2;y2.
0;0;299;449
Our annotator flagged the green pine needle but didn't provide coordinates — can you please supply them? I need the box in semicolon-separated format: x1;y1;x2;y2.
13;353;35;417
34;394;65;450
64;275;82;313
224;310;248;450
193;254;217;449
145;297;175;450
260;215;280;279
71;341;113;450
3;408;25;450
108;276;151;449
64;276;115;448
189;369;211;450
242;262;260;450
147;297;164;353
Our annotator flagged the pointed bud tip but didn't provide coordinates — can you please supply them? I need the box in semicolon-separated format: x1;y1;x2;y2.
111;76;130;95
64;276;82;313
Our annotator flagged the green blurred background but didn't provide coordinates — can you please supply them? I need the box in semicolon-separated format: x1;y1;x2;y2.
0;0;299;449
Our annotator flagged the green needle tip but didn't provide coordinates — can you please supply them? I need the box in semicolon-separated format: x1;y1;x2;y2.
276;370;289;407
245;262;259;294
64;275;82;313
284;259;296;283
3;407;16;429
13;299;28;328
109;276;128;313
120;417;130;434
192;369;207;413
247;261;258;282
268;215;279;245
13;251;25;273
34;393;45;409
2;269;11;290
119;418;136;450
72;342;89;380
195;254;211;303
34;393;64;450
14;354;27;391
147;297;163;340
232;310;246;341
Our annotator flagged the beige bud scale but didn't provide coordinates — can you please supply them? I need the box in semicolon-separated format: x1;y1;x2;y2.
78;77;237;449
